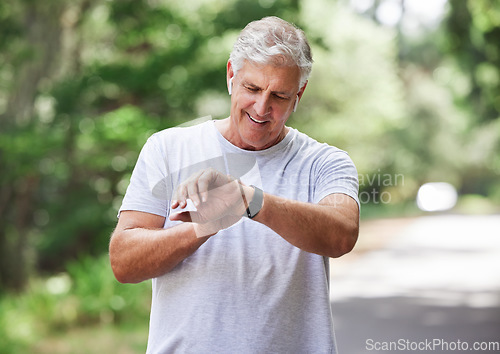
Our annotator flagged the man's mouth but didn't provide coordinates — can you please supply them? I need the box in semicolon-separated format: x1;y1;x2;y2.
247;113;267;124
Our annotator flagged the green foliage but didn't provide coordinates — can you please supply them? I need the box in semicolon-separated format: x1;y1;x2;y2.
455;194;500;215
439;0;500;198
299;0;500;205
445;0;500;123
294;0;406;175
0;255;151;352
66;255;151;324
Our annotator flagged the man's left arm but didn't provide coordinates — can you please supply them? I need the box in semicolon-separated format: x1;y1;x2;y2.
170;169;359;258
249;189;359;258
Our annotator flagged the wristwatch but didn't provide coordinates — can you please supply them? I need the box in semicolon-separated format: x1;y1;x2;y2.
244;185;264;219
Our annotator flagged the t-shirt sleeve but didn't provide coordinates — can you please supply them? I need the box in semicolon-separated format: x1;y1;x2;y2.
118;134;170;218
313;150;360;208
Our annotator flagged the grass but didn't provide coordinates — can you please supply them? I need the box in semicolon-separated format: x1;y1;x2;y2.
0;255;152;353
31;323;148;354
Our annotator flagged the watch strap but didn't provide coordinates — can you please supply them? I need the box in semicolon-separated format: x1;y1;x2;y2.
245;185;263;219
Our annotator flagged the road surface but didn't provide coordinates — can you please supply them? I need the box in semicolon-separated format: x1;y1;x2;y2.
330;214;500;353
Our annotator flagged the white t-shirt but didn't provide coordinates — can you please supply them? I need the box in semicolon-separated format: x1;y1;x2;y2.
119;120;359;354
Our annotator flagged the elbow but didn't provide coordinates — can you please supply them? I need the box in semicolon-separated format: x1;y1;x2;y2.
109;250;129;284
109;256;132;284
330;224;359;258
111;267;129;284
109;234;137;284
110;255;142;284
114;274;139;285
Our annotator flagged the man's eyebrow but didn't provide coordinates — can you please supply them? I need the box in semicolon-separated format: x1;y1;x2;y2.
270;89;293;98
243;82;261;89
243;81;293;97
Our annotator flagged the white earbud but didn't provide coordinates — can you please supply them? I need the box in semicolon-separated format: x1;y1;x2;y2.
228;78;233;95
292;96;299;112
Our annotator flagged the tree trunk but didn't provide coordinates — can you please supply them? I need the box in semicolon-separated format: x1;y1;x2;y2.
0;1;64;292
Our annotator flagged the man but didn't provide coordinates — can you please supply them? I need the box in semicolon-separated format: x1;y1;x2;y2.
110;16;359;353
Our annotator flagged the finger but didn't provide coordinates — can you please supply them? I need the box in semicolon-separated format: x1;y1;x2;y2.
175;183;188;208
213;171;231;187
178;170;205;207
187;179;201;207
169;211;193;223
197;171;213;203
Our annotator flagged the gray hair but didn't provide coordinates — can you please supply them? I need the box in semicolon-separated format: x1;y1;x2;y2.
229;16;313;89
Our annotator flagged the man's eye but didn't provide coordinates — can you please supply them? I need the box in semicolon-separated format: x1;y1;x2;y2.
245;86;259;92
274;95;288;100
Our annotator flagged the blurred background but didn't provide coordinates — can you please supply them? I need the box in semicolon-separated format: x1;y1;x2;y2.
0;0;499;352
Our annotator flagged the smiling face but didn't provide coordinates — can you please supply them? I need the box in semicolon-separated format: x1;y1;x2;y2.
222;60;307;151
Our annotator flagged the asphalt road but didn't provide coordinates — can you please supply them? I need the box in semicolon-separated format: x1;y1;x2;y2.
330;214;500;353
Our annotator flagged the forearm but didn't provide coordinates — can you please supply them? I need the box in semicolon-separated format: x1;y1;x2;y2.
109;222;209;284
253;192;359;258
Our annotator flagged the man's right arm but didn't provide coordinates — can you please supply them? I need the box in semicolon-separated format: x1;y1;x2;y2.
109;210;211;284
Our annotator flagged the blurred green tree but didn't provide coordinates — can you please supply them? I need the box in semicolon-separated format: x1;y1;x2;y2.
0;0;67;292
443;0;500;197
446;0;500;123
339;0;500;204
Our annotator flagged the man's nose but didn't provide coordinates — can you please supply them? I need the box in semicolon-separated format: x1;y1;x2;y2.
254;93;271;117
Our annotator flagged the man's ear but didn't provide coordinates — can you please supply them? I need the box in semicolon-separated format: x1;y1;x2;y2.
227;60;234;96
293;81;308;112
297;80;308;100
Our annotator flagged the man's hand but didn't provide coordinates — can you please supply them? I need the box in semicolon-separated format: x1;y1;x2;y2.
169;168;250;237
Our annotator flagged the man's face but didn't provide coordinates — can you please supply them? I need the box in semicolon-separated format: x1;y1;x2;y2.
226;60;305;151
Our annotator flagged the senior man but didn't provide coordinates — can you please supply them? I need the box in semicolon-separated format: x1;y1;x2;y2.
110;16;359;353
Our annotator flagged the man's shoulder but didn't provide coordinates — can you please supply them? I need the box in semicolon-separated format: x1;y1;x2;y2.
291;127;347;155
